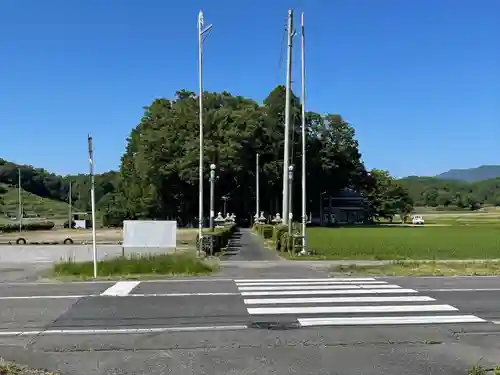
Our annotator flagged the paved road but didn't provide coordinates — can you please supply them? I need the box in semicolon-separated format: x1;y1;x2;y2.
1;276;500;374
2;232;500;373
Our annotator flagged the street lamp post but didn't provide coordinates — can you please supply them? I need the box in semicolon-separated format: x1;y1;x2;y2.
255;153;260;223
209;164;216;230
197;10;213;256
287;165;294;249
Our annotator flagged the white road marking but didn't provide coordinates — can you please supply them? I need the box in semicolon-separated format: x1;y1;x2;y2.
128;292;239;297
247;304;458;315
0;292;241;300
100;281;141;296
0;325;249;336
237;284;401;291
240;288;419;296
421;288;500;292
244;296;436;305
298;315;486;326
235;278;376;283
235;281;388;286
0;295;86;300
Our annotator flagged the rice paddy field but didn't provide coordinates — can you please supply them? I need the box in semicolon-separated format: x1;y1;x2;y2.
301;208;500;261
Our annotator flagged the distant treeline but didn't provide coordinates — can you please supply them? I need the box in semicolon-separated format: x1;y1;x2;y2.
398;176;500;209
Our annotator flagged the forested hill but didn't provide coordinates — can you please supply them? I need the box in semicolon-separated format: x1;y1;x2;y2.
435;165;500;182
398;176;500;208
0;157;120;214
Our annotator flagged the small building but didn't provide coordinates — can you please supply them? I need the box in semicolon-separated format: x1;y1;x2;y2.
318;188;371;226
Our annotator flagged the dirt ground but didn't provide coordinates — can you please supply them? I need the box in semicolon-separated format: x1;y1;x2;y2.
0;228;198;244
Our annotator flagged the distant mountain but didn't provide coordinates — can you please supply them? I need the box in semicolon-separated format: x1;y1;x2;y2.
435;165;500;182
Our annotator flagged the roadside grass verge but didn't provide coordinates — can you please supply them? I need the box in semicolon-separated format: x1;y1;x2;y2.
468;364;500;374
0;358;58;375
51;252;218;280
330;260;500;277
299;226;500;260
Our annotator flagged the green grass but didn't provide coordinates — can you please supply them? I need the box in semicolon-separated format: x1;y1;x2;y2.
0;184;69;222
298;226;500;260
0;358;58;375
331;261;500;277
52;252;218;279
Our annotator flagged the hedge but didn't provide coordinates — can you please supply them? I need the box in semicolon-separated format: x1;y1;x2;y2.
196;224;237;255
254;222;303;253
252;223;274;239
0;221;55;233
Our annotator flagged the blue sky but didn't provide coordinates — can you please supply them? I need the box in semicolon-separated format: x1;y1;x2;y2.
0;0;498;178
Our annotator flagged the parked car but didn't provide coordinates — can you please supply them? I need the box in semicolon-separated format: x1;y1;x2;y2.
412;215;424;225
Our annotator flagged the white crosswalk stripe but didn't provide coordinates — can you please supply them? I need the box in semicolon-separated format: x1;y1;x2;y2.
235;278;486;327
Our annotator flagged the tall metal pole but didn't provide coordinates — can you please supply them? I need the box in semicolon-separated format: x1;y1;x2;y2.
222;197;227;217
88;135;97;278
18;168;22;233
300;12;307;254
209;164;216;230
282;9;294;226
197;10;212;255
287;165;294;249
68;180;72;229
256;153;260;221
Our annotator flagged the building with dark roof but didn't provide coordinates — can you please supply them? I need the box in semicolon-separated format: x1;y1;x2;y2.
318;188;371;226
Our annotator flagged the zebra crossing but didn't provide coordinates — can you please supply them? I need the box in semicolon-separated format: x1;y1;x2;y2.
235;277;486;327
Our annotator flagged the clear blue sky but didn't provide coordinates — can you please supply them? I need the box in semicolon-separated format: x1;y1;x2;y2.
1;0;498;178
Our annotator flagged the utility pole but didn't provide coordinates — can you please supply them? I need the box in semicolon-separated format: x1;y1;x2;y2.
255;153;260;222
18;168;22;233
197;10;213;254
300;12;307;254
68;180;72;229
88;135;97;278
282;9;294;225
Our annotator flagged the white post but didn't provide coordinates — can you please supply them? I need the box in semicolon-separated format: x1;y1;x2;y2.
68;180;72;229
18;168;22;233
300;12;307;254
256;153;260;221
197;10;212;255
281;9;294;226
88;135;97;278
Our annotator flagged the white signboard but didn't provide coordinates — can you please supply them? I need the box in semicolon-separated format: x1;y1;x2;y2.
74;220;86;229
122;220;177;248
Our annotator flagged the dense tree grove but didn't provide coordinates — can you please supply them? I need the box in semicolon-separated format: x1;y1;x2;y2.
0;86;420;225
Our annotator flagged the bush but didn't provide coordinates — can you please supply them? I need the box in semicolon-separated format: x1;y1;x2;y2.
252;223;273;239
272;224;288;251
197;224;237;254
253;223;291;252
0;220;55;233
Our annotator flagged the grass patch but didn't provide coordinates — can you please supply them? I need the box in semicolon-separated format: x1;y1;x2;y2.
0;358;58;375
331;260;500;277
0;183;69;221
52;252;217;279
301;226;500;260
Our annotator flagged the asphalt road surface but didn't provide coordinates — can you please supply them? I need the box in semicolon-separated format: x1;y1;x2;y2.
1;230;500;373
1;275;500;374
